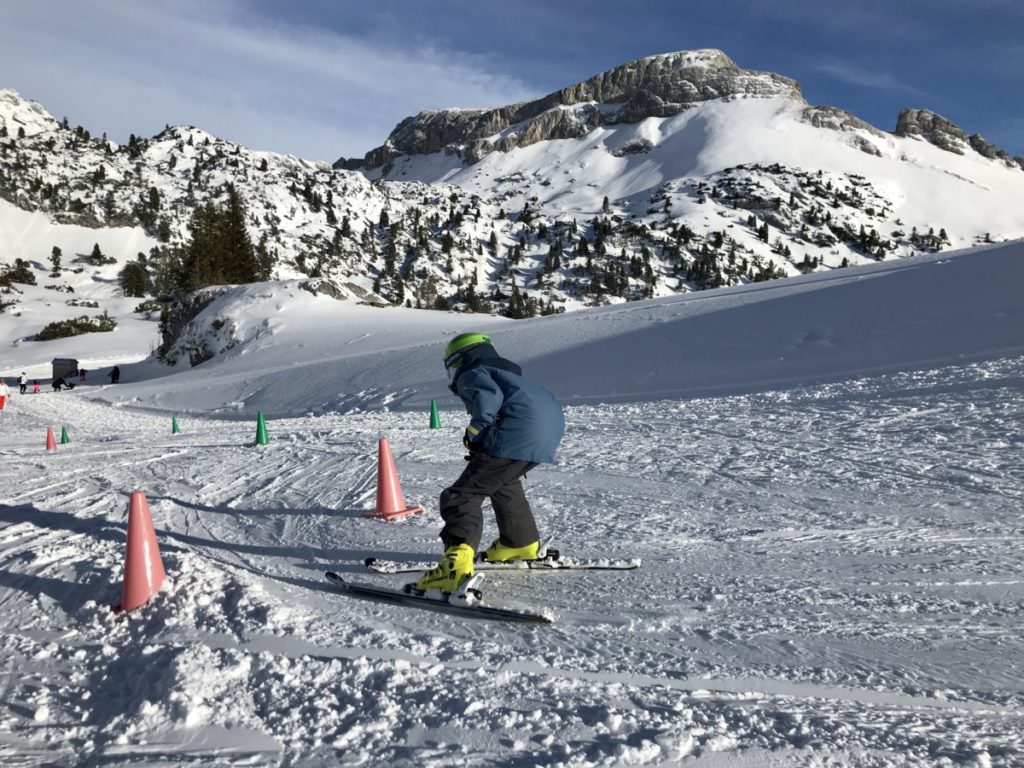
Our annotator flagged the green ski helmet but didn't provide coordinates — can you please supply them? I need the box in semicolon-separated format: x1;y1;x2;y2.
443;332;492;369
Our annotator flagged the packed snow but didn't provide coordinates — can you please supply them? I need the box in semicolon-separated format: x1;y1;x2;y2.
1;241;1023;766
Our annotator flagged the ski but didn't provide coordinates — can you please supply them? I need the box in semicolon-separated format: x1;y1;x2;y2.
324;571;553;624
364;548;640;575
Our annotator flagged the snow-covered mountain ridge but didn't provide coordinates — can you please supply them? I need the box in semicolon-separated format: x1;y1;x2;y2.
343;48;1023;173
2;48;1024;373
337;49;802;170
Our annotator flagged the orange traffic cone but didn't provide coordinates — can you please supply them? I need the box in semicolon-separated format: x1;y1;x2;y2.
364;437;424;521
119;491;166;611
45;427;57;451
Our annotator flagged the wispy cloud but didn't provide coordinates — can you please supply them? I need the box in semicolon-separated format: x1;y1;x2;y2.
814;61;931;97
0;0;538;162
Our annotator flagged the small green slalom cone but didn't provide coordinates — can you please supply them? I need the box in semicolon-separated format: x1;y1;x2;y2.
429;399;442;429
172;416;180;434
60;426;70;444
255;411;269;445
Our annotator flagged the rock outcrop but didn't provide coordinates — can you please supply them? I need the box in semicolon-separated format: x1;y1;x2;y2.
895;108;1022;169
337;49;802;170
800;106;887;156
895;108;970;154
968;133;1024;170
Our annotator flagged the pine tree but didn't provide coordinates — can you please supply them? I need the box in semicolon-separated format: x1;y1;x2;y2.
49;246;62;277
506;283;525;319
180;202;220;291
255;235;274;280
220;186;260;283
88;243;108;265
118;261;151;297
178;187;262;292
465;281;480;312
2;258;36;285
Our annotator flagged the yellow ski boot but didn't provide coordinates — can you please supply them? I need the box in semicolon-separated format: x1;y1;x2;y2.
482;539;540;563
414;543;475;593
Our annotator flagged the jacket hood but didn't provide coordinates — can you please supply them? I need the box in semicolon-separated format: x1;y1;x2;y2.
449;343;522;392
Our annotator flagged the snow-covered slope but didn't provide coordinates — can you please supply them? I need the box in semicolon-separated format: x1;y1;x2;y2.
54;240;1022;418
0;199;160;378
0;237;1021;766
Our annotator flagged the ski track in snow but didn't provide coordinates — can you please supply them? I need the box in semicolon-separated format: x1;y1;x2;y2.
0;357;1022;766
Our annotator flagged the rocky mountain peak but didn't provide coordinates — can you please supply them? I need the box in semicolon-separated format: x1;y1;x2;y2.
337;49;803;171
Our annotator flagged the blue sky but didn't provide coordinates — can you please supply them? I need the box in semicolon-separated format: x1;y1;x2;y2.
1;0;1021;161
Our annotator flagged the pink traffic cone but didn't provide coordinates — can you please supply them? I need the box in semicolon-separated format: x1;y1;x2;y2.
45;427;57;451
119;491;167;611
364;437;423;521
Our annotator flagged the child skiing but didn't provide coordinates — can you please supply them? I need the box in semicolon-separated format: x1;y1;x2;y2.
414;333;565;593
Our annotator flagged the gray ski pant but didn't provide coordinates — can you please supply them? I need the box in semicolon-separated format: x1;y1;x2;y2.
439;452;539;552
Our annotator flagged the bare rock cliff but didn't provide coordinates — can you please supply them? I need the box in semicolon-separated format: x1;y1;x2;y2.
337;49;802;170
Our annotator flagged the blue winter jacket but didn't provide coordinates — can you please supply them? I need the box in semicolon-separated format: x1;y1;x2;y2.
451;344;565;464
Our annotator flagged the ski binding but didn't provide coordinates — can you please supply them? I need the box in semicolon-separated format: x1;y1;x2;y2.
365;547;640;575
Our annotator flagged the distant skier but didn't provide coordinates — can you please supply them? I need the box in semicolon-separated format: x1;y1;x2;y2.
108;365;121;384
32;380;40;394
52;377;66;392
79;368;87;382
414;333;565;594
19;372;27;395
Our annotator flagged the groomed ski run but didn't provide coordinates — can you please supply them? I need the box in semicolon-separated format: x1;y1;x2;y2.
1;242;1023;765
